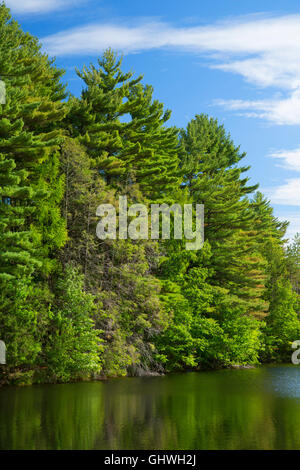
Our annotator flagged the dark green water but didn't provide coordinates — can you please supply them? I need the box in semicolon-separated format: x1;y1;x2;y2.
1;365;300;449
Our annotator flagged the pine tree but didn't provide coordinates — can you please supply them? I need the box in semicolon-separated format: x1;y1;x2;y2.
62;50;182;375
67;49;180;201
0;4;67;374
154;114;265;371
180;114;264;311
59;137;166;376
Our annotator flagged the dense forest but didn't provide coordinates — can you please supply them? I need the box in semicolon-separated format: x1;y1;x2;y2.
0;4;299;385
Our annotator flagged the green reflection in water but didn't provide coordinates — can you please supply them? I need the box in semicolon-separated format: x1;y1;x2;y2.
1;365;300;449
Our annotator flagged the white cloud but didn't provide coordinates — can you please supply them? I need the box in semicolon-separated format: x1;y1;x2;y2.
5;0;82;14
266;149;300;240
215;90;300;125
278;214;300;241
41;14;300;125
265;179;300;206
41;14;300;87
269;147;300;172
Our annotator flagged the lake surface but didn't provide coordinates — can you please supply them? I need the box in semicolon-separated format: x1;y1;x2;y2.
1;365;300;449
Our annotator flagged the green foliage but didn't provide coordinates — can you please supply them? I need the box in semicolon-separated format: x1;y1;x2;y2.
261;282;300;362
156;247;261;371
0;3;67;380
286;233;300;296
67;49;180;201
0;4;298;383
97;239;165;376
43;266;103;383
0;280;42;369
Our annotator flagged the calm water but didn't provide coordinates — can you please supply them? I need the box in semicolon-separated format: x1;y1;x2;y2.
1;365;300;449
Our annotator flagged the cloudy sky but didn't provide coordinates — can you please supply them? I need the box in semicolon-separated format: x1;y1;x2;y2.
6;0;300;240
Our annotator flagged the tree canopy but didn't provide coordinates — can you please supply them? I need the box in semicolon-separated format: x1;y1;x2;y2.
0;4;299;385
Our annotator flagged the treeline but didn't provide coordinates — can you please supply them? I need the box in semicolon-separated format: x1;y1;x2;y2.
0;5;299;385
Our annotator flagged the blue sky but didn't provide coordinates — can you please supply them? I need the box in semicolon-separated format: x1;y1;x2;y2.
6;0;300;240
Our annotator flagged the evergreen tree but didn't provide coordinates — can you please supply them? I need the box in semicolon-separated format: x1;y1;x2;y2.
63;50;181;376
59;138;166;376
180;114;262;311
0;4;67;376
1;4;299;383
67;49;180;201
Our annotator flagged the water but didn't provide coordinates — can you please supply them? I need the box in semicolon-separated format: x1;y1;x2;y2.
1;365;300;449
